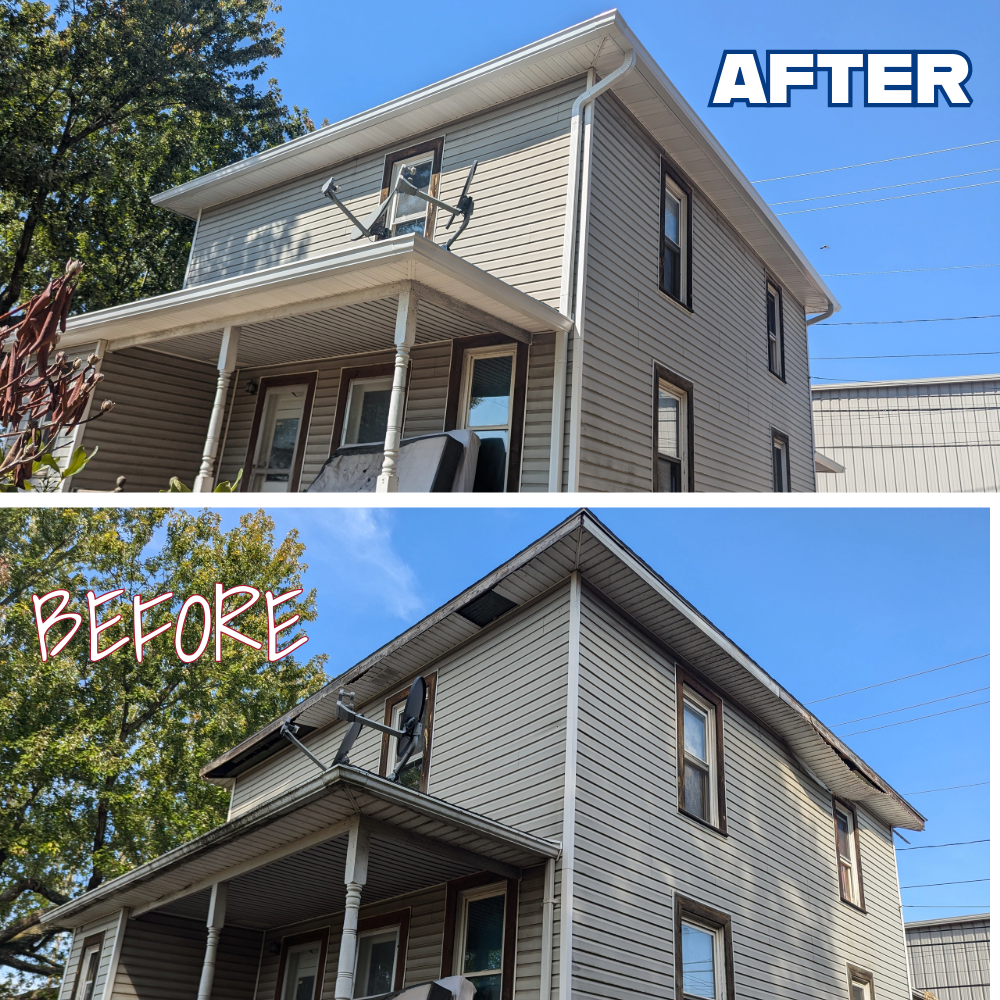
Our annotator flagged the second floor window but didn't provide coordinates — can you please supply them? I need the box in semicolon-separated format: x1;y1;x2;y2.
381;139;444;239
73;942;102;1000
660;166;690;305
381;674;435;791
766;282;784;378
677;676;725;831
835;802;864;907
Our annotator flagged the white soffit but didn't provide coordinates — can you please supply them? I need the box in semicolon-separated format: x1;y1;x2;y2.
150;10;836;315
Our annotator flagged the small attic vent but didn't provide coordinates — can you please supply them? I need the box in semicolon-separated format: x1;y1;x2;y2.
457;589;517;627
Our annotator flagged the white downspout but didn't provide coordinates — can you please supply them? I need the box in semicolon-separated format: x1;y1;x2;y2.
805;301;836;492
805;303;835;327
548;50;636;493
538;855;557;1000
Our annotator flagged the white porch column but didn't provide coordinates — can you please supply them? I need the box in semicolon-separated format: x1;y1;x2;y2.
376;287;417;493
196;882;228;1000
194;326;241;492
334;821;371;1000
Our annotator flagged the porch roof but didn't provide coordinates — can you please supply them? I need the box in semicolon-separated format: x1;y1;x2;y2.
40;765;559;930
204;510;925;832
59;235;571;356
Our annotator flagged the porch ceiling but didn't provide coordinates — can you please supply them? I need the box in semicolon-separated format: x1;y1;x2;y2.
59;235;570;359
40;766;559;930
142;292;501;370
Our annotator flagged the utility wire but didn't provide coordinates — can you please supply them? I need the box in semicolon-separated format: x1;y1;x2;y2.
902;878;990;888
805;653;988;704
817;315;1000;326
769;168;1000;206
812;352;1000;360
897;839;989;851
821;264;1000;276
904;782;989;795
775;179;1000;215
752;139;1000;183
830;687;989;727
842;699;987;736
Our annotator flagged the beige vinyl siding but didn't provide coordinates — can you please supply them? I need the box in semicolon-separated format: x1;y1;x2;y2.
72;348;216;492
520;332;555;490
107;914;260;1000
813;378;1000;492
578;94;816;492
186;81;578;309
59;911;126;1000
572;586;911;1000
215;341;452;491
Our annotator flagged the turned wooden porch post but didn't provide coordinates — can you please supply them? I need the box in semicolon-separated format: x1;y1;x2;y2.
196;881;228;1000
334;820;371;999
376;286;417;493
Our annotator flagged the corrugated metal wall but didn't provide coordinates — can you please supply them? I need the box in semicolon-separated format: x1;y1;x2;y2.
906;917;990;1000
813;378;1000;492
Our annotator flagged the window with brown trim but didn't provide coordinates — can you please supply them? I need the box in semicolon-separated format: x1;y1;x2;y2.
766;281;785;379
243;373;318;492
654;366;694;492
660;162;693;308
848;964;876;1000
274;929;329;1000
675;896;734;1000
70;932;105;1000
677;670;727;833
444;335;528;493
380;138;445;239
354;909;410;997
441;872;518;1000
331;363;397;452
379;674;436;792
834;800;866;910
771;429;791;492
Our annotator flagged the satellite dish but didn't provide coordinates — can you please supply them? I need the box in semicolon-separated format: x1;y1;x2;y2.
396;676;427;761
332;719;364;765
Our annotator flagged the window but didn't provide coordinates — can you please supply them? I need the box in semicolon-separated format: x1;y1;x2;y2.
460;347;516;492
278;933;328;1000
675;898;733;1000
834;802;865;908
772;431;791;492
655;372;691;491
677;673;726;832
380;139;444;239
660;165;690;305
766;281;784;378
457;885;507;1000
342;376;393;446
71;936;104;1000
354;914;408;999
380;674;436;792
848;966;876;1000
245;374;317;493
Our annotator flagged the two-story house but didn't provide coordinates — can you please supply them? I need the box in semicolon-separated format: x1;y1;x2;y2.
55;10;838;493
43;510;923;1000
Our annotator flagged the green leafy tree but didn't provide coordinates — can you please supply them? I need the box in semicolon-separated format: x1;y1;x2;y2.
0;0;315;314
0;508;327;993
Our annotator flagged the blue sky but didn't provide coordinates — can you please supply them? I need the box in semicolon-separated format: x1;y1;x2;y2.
260;0;999;386
218;505;989;922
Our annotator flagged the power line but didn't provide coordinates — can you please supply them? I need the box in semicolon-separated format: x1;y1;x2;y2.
904;782;989;796
812;352;1000;360
902;878;990;888
817;315;1000;326
830;687;989;727
752;139;1000;183
842;699;988;736
769;168;1000;206
805;653;988;704
775;179;1000;215
821;264;1000;276
897;839;989;851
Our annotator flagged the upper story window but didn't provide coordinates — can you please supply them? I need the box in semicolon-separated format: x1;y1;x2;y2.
660;164;690;306
72;936;104;1000
677;674;726;832
278;930;329;1000
772;430;791;492
834;801;865;908
655;371;691;492
381;674;436;791
675;897;733;1000
381;138;444;239
766;281;784;378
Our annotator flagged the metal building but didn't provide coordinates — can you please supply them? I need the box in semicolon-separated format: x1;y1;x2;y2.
906;913;990;1000
812;375;1000;492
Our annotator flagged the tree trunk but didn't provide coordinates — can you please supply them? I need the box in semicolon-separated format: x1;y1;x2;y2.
0;185;49;316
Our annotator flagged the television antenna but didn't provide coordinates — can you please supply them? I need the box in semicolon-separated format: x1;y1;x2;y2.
279;676;427;784
321;160;478;252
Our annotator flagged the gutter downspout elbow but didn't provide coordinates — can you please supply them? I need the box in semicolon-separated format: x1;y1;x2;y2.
548;49;636;493
805;302;836;327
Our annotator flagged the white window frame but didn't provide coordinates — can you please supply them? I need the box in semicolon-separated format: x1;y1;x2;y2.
454;882;507;991
680;918;727;1000
390;700;425;785
388;154;435;236
661;170;689;305
766;281;784;378
680;687;719;827
458;345;517;489
835;803;863;907
76;944;102;1000
656;376;689;492
251;383;310;492
352;925;400;999
341;375;394;447
848;967;875;1000
772;432;791;492
280;939;324;1000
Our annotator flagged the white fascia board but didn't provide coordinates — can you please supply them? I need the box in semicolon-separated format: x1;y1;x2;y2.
60;235;570;352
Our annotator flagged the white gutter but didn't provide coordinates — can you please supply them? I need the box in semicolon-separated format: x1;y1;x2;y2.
806;303;835;327
548;50;636;493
